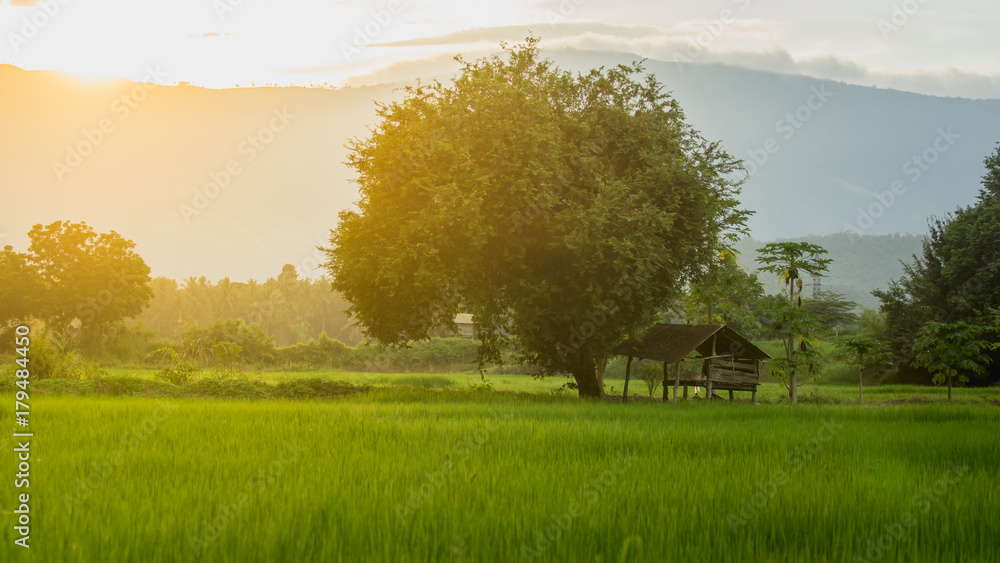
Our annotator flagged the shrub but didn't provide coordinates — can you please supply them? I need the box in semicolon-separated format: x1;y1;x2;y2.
12;319;107;380
181;319;275;365
147;347;198;385
210;341;243;379
637;362;663;398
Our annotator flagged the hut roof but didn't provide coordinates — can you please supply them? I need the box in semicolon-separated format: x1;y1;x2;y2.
611;324;771;364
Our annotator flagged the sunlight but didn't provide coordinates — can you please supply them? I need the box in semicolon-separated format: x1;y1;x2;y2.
61;68;121;84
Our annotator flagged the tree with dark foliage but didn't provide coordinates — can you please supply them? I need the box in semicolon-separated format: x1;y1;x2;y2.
323;38;750;397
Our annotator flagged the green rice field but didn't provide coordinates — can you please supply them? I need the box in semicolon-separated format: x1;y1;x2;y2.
2;380;999;562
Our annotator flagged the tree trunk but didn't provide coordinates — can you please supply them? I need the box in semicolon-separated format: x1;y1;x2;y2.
788;282;797;405
787;334;798;404
948;376;952;401
596;358;608;395
622;357;633;402
570;346;603;399
790;370;798;404
858;366;864;403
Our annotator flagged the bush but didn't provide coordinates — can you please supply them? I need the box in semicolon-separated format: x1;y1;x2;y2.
377;375;456;389
8;319;107;380
92;322;166;366
273;333;353;369
210;341;243;379
272;336;479;373
147;347;199;385
273;379;364;399
181;319;275;365
637;362;663;398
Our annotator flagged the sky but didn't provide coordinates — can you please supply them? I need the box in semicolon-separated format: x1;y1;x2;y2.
2;0;999;98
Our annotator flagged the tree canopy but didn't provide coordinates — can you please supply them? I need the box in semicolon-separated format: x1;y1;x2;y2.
681;249;763;336
874;143;1000;383
26;221;153;339
0;246;44;327
911;321;992;400
323;38;750;397
801;290;858;333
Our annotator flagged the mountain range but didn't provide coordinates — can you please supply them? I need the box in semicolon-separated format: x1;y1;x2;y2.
2;49;997;285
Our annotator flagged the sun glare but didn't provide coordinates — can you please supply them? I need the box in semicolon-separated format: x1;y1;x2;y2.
60;65;125;84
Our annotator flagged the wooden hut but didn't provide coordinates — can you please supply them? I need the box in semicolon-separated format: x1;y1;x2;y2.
611;324;771;403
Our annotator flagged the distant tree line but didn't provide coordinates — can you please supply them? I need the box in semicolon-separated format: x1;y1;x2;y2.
135;264;362;347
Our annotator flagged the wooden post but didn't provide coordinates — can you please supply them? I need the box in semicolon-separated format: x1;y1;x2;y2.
622;356;633;403
729;390;734;401
683;385;688;399
672;362;681;403
708;334;718;402
662;362;669;402
752;360;759;404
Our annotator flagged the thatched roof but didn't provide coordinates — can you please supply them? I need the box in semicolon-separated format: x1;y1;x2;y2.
611;324;771;364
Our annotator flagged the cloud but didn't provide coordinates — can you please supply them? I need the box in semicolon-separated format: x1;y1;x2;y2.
341;52;466;87
369;22;663;48
282;22;1000;100
466;23;1000;99
669;46;1000;100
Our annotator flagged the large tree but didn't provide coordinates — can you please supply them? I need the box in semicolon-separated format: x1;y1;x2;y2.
801;290;858;334
323;38;750;397
0;245;45;327
27;221;153;342
874;143;1000;383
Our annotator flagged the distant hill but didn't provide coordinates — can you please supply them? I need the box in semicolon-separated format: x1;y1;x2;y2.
733;233;927;309
1;52;996;282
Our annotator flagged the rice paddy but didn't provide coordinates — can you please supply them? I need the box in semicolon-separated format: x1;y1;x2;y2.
2;383;999;562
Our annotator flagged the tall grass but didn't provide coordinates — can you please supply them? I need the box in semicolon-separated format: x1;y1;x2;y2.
2;395;998;562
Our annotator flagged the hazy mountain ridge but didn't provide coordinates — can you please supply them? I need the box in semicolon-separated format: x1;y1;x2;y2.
734;232;927;309
1;53;995;283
